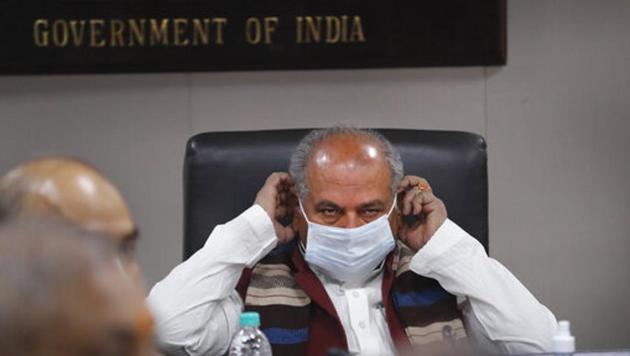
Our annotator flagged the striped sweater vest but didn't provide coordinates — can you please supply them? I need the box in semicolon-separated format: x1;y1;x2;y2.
236;241;468;356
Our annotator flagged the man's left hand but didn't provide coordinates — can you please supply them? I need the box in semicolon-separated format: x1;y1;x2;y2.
397;176;447;252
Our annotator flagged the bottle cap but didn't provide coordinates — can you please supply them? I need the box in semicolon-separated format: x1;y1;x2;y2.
552;320;575;353
240;312;261;327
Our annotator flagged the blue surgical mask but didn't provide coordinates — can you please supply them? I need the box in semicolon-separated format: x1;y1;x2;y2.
299;197;397;283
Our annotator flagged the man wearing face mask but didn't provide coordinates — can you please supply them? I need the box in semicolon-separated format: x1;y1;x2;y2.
148;127;558;356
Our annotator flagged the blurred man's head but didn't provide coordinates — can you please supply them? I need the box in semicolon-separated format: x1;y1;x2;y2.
0;218;154;356
0;157;139;278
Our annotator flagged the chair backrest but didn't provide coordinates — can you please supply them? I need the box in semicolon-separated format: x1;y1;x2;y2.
183;129;488;260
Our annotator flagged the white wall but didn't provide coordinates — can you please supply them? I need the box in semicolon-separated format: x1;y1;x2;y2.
1;0;629;349
488;0;630;348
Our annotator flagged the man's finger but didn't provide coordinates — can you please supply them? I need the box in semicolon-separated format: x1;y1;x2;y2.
264;172;282;185
420;191;438;205
402;188;418;215
400;176;427;188
412;193;425;216
265;173;293;199
276;201;293;218
256;172;293;220
275;206;287;219
398;175;431;193
398;176;420;192
275;223;296;243
265;172;292;189
420;197;446;216
398;176;410;190
273;221;286;240
413;191;443;215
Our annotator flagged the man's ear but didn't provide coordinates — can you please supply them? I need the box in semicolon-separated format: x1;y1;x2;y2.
287;190;302;231
291;210;300;230
291;196;308;246
288;194;304;231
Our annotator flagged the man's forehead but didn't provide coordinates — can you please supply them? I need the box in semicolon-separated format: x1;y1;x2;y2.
310;134;386;165
305;137;391;201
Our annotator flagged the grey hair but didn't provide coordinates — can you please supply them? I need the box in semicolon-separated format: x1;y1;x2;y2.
289;127;404;200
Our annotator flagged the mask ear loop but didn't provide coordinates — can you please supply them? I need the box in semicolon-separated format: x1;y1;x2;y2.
297;199;313;224
386;195;398;218
297;199;309;254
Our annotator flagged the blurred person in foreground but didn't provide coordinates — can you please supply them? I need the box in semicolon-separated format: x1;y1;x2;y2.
148;127;558;355
0;157;141;282
0;218;154;356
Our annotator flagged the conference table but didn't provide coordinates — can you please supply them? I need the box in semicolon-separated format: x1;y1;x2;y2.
526;351;630;356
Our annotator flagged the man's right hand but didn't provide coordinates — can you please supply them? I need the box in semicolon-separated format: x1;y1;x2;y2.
254;172;296;243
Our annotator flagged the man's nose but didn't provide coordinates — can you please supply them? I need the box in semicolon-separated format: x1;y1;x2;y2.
344;213;365;229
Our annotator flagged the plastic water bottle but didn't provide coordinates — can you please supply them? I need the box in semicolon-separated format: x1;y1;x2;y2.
229;312;272;356
552;320;575;355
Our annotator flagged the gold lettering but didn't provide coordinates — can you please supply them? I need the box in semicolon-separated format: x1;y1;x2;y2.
150;18;170;46
52;20;69;47
192;18;210;46
341;15;348;42
295;17;303;44
245;17;262;44
325;16;341;43
110;19;125;47
263;17;278;44
304;16;322;43
128;19;146;47
349;16;366;42
30;16;236;49
33;19;49;47
213;18;227;45
173;18;189;46
69;20;86;46
90;19;106;47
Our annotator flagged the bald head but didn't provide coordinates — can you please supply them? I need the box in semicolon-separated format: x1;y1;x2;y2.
307;133;391;195
309;133;389;169
289;127;404;200
0;157;134;246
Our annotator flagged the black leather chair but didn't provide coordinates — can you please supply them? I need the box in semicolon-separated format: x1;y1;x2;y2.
183;129;488;260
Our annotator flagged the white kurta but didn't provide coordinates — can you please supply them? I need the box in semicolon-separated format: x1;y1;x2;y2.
147;205;557;356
